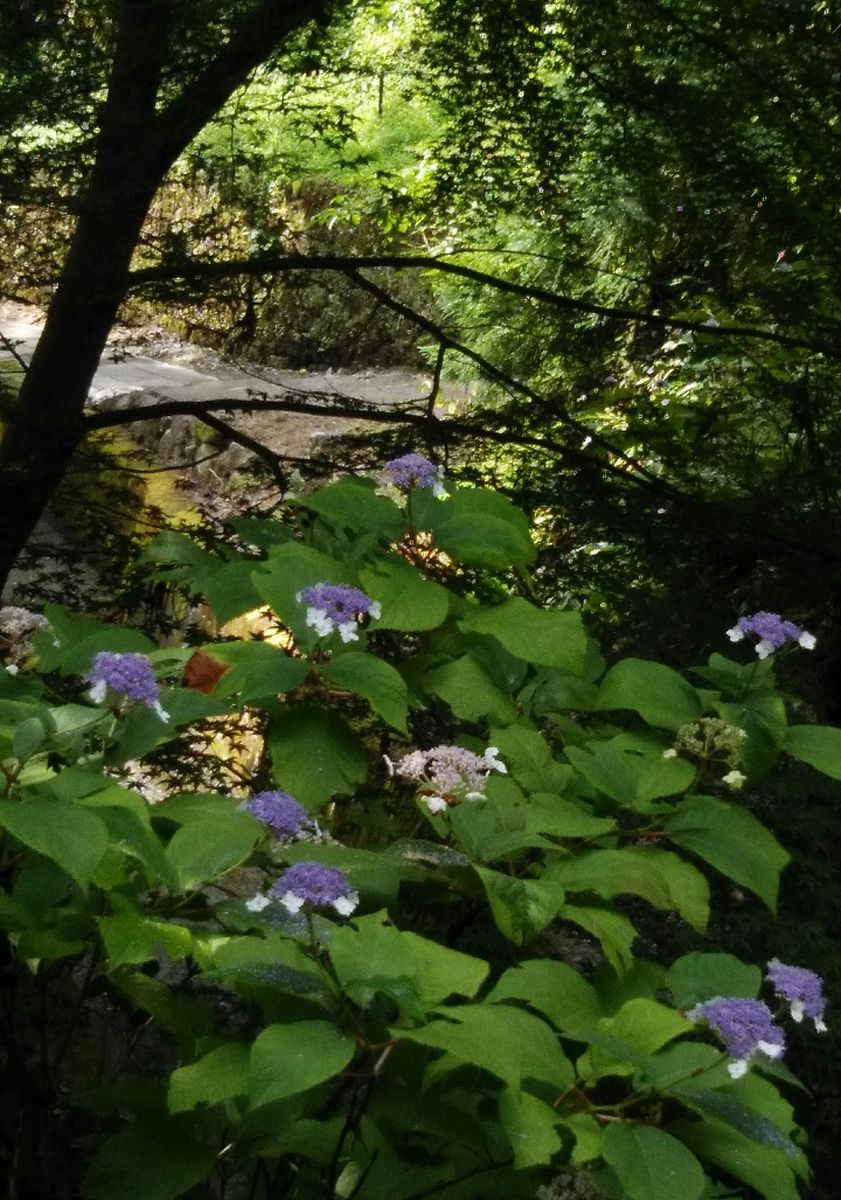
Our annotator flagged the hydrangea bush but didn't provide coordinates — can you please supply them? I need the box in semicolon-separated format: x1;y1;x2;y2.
0;469;838;1200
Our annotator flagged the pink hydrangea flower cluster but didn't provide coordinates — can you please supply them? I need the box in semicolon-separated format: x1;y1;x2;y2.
387;744;506;814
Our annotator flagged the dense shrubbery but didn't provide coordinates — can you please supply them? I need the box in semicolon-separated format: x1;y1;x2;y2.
1;466;837;1199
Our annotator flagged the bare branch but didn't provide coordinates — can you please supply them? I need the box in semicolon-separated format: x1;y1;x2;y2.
342;267;666;490
82;389;681;501
0;333;28;375
193;410;288;489
128;252;840;358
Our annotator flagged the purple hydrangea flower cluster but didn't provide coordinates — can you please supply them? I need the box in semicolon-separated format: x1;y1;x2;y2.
296;583;381;643
766;959;827;1031
247;861;358;917
726;611;816;659
387;744;506;814
88;651;169;722
688;997;785;1079
386;453;447;498
241;791;314;841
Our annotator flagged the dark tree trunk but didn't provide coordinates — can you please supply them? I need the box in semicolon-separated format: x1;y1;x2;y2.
0;0;330;595
0;0;174;590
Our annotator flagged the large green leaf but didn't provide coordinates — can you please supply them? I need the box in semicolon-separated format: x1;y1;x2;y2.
84;1121;215;1200
595;659;702;730
98;911;194;967
322;651;409;731
211;933;330;995
784;724;841;780
524;793;617;839
139;536;262;622
399;1004;574;1091
400;930;489;1007
669;1117;801;1200
578;999;689;1081
566;733;695;809
430;487;536;569
359;554;451;631
547;848;709;931
0;798;107;890
423;653;516;724
601;1123;705;1200
665;794;789;910
488;725;572;794
109;972;213;1054
475;865;565;945
330;915;489;1014
268;706;367;807
487;959;602;1036
299;478;405;540
558;903;637;975
165;812;260;890
249;1020;355;1109
665;952;761;1009
33;604;155;675
459;598;587;674
196;560;263;624
203;640;309;702
716;691;787;778
107;687;226;765
498;1089;565;1169
634;1043;731;1094
328;912;419;1012
168;1042;250;1113
672;1085;804;1169
79;801;172;887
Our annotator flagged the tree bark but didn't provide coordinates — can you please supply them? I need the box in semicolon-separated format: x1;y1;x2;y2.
0;0;329;594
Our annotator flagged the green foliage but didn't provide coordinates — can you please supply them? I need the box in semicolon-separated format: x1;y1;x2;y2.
0;473;832;1200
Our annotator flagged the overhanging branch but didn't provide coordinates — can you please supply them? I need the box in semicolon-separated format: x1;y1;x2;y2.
82;389;681;501
127;252;840;359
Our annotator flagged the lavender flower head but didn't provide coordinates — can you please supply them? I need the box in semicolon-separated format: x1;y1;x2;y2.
241;791;315;841
387;744;506;814
386;453;448;499
245;861;358;917
726;611;815;659
296;583;381;643
0;605;49;671
88;652;169;722
766;960;827;1031
688;997;785;1078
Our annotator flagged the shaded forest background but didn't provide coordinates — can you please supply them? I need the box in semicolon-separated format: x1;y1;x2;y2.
1;0;840;1194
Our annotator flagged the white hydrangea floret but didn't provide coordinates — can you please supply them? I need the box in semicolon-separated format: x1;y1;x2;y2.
425;796;449;815
483;746;507;774
333;892;359;917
